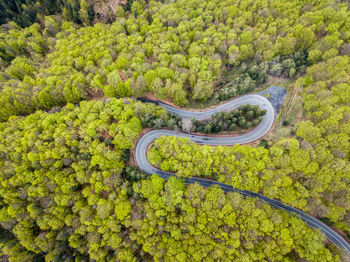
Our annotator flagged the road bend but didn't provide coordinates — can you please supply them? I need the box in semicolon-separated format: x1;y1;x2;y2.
135;94;350;255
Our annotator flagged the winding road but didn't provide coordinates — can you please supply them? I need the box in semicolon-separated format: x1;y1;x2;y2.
135;94;350;255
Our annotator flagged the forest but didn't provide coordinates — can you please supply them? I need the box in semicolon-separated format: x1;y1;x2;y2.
191;104;266;133
0;0;95;27
2;0;348;121
0;99;337;261
1;0;350;261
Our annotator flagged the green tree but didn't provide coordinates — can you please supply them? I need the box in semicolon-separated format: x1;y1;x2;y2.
79;0;90;26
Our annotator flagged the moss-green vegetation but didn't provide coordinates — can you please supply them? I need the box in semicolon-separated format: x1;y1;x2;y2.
0;99;337;261
149;55;350;236
0;0;93;27
1;0;349;121
131;176;338;261
191;104;266;133
1;0;350;260
0;99;171;260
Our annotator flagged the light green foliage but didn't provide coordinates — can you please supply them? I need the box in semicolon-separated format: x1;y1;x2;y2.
192;104;266;133
5;57;36;80
149;127;350;231
0;99;169;260
149;53;350;238
0;0;84;28
130;178;337;261
0;21;52;63
149;136;270;193
2;0;350;120
0;0;350;260
299;55;350;233
79;0;90;26
0;17;65;121
115;190;132;221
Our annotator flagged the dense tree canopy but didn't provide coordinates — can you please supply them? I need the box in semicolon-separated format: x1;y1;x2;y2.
131;176;338;261
0;0;349;121
191;104;266;133
0;99;338;261
1;0;350;260
0;0;93;27
149;55;350;237
0;98;175;260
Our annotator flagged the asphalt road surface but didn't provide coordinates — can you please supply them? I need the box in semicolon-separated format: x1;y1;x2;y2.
135;94;350;255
